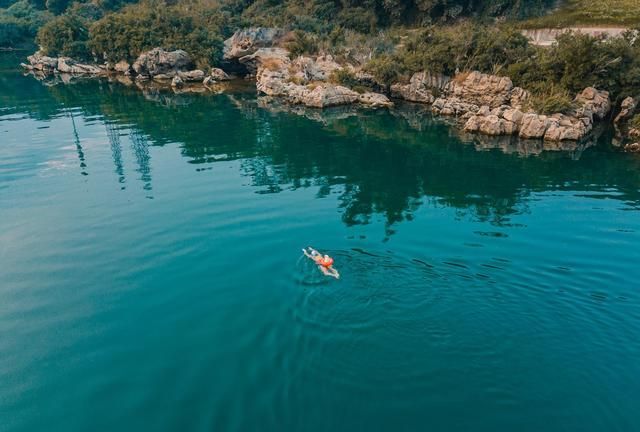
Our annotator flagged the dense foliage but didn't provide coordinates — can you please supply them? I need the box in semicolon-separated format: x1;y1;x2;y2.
225;0;555;32
0;0;51;47
36;13;90;57
362;24;640;103
2;0;640;108
88;1;225;67
509;31;640;100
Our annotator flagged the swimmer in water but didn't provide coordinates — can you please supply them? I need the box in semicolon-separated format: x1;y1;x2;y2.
303;247;340;279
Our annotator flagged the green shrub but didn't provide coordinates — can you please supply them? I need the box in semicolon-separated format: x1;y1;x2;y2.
365;54;400;92
36;14;90;58
329;68;358;87
527;84;577;114
89;1;224;67
630;114;640;129
285;30;318;58
378;23;534;77
507;30;640;101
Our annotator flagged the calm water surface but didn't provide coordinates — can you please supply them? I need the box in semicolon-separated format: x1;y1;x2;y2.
1;53;640;431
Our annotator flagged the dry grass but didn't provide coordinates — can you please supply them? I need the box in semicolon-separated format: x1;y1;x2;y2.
524;0;640;27
451;71;471;84
261;57;284;71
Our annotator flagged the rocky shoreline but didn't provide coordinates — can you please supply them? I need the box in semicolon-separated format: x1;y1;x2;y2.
20;27;640;152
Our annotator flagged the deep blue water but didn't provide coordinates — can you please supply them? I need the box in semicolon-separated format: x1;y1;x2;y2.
1;54;640;431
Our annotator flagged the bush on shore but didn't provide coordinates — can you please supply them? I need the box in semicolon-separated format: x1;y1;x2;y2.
526;83;577;114
88;1;225;68
368;24;533;79
36;14;90;58
364;24;640;104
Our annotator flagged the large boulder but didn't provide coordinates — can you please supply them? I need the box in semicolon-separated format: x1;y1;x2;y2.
239;47;290;75
464;106;521;136
223;28;285;61
132;48;192;77
391;71;447;104
256;61;292;97
519;113;551;139
114;60;131;74
432;97;478;116
56;57;104;75
447;71;514;108
543;114;590;141
302;85;359;108
614;96;637;125
27;52;58;71
210;68;231;81
179;69;205;82
624;142;640;152
575;87;611;120
358;92;393;108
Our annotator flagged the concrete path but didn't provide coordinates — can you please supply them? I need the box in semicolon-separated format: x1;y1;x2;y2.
522;27;628;46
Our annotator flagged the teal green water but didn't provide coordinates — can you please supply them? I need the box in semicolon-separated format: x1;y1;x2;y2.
2;54;640;431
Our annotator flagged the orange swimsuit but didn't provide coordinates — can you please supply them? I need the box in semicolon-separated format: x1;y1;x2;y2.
319;256;334;268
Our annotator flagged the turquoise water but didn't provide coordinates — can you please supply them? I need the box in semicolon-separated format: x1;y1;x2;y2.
2;54;640;431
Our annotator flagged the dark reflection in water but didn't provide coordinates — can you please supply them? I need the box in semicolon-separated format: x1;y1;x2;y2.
2;61;640;234
105;121;126;186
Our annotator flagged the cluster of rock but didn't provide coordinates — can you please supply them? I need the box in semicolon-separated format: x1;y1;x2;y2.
21;26;640;152
22;48;231;90
253;52;392;108
390;71;449;104
464;86;609;141
222;28;392;109
389;70;612;143
22;52;105;75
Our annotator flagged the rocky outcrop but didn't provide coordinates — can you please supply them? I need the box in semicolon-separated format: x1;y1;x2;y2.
114;60;131;74
254;50;391;109
132;48;192;78
432;97;479;117
462;86;609;142
448;72;521;108
24;52;58;72
575;87;611;120
463;106;521;136
210;68;231;81
223;28;286;61
303;85;359;108
22;51;105;75
614;96;637;125
624;142;640;152
291;54;342;82
238;47;289;74
391;72;448;104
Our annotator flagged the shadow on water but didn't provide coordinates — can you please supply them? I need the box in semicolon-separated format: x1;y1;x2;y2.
2;55;640;237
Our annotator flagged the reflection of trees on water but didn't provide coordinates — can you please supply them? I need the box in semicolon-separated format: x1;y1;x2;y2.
105;121;126;186
129;129;152;192
67;108;88;177
6;73;640;234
